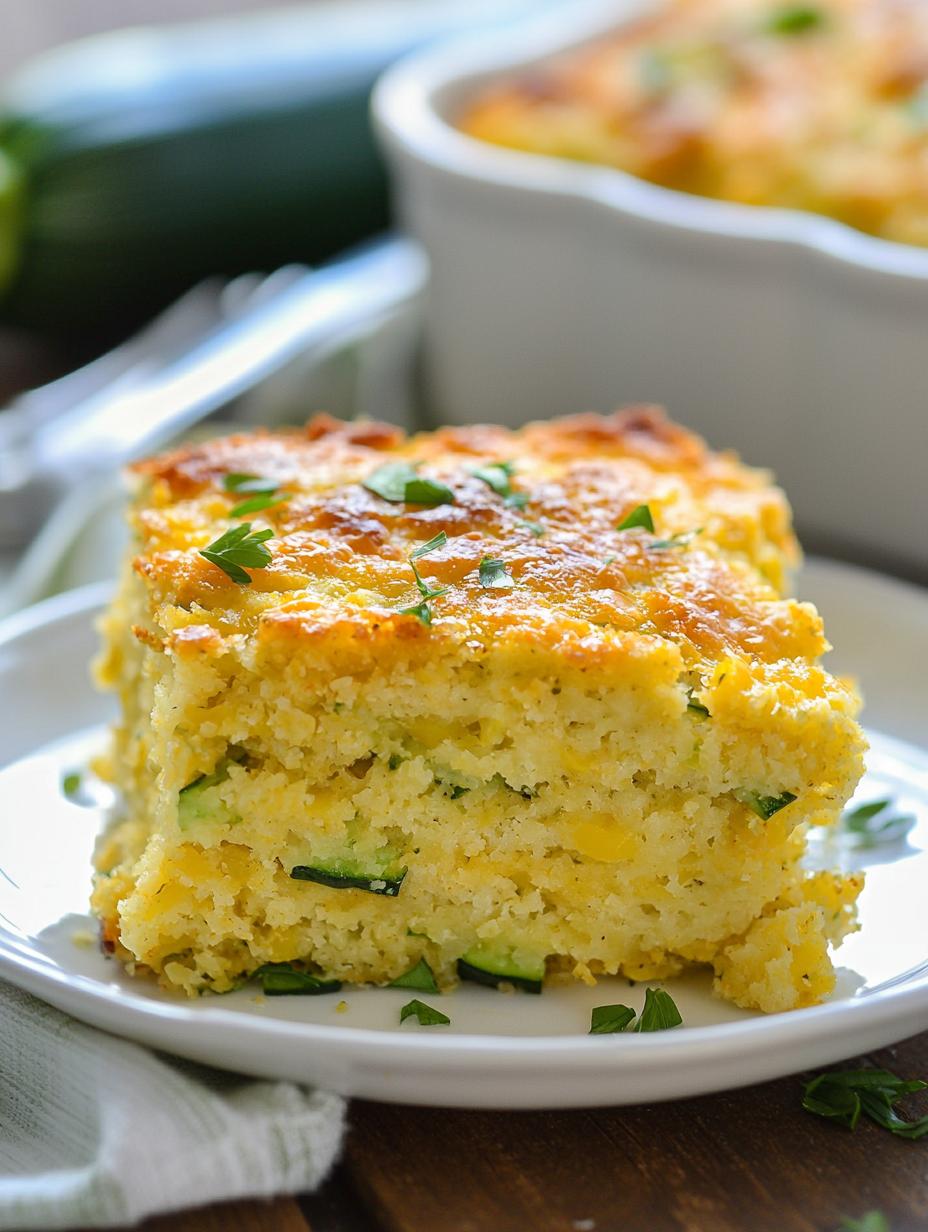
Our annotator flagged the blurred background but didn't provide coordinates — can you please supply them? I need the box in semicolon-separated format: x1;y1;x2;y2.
0;0;288;74
0;0;309;398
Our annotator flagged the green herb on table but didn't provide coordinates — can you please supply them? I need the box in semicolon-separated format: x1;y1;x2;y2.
840;798;915;848
471;460;529;509
254;963;342;996
763;4;825;35
364;461;454;507
398;531;452;625
400;998;450;1026
389;958;439;994
199;523;274;585
634;987;683;1032
478;556;514;589
62;771;82;798
839;1214;891;1232
650;528;704;551
617;504;655;533
735;788;797;820
802;1067;928;1139
589;1004;637;1034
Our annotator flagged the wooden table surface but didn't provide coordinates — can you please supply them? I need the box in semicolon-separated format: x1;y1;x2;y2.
130;1031;928;1232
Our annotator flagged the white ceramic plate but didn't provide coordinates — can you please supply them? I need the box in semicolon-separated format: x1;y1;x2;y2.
1;560;926;1109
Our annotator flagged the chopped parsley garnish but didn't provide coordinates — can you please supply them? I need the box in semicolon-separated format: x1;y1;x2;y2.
229;491;291;518
223;473;292;515
199;523;274;585
62;771;82;798
478;556;514;589
615;503;699;549
471;460;513;494
364;462;454;507
650;528;704;551
410;530;448;566
399;998;450;1026
840;798;915;848
617;504;655;533
763;3;824;34
802;1067;928;1140
405;476;456;505
472;460;529;509
589;1004;637;1034
253;963;342;996
519;518;546;538
223;473;279;495
686;691;710;719
398;532;451;625
396;600;434;625
634;987;683;1032
389;958;439;994
735;788;797;820
589;988;682;1033
840;1215;890;1232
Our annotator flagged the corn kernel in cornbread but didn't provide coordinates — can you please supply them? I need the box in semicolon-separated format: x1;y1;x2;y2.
92;408;865;1010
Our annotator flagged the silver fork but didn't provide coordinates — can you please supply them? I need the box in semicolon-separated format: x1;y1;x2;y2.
0;236;428;549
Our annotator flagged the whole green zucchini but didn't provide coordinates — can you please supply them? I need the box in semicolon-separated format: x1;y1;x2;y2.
0;0;545;338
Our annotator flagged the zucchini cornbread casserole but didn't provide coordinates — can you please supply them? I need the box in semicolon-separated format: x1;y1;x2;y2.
459;0;928;247
93;408;865;1012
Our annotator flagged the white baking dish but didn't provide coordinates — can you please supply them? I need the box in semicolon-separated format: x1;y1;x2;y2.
374;1;928;576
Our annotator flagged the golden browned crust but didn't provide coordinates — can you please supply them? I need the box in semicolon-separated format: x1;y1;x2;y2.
127;407;804;669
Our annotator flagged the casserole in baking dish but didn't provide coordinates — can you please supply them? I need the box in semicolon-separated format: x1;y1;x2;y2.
374;0;928;576
460;0;928;248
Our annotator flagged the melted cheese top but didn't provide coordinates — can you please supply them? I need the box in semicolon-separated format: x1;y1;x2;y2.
130;407;818;671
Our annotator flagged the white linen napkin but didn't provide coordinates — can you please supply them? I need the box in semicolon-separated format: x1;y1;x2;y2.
0;982;345;1229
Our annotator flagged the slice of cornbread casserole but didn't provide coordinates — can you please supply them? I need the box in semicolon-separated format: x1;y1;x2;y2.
93;408;865;1012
